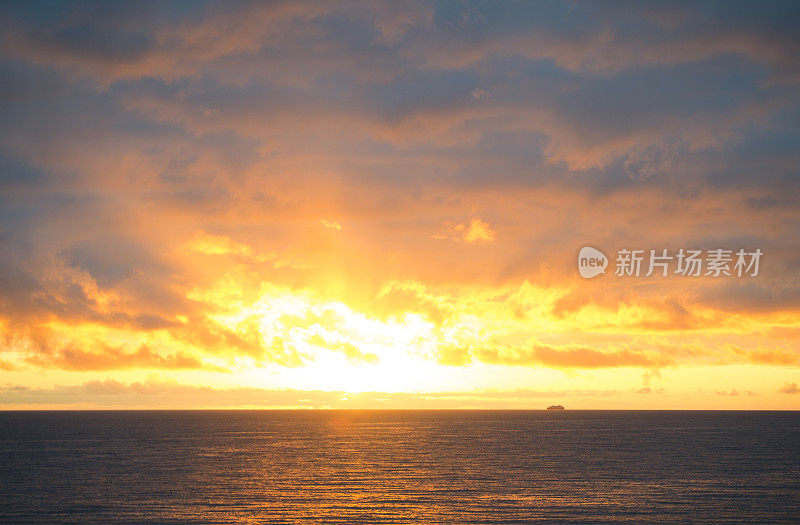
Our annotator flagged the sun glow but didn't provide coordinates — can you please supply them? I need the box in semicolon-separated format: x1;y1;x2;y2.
203;283;458;392
3;257;797;408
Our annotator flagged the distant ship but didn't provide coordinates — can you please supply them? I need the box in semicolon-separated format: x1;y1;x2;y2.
546;405;565;410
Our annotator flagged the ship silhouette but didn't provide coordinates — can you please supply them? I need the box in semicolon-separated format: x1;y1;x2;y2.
546;405;565;410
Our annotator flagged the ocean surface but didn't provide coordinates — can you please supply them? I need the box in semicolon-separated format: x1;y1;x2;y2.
0;410;798;523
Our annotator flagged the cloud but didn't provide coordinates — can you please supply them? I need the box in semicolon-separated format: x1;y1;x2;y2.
529;345;669;368
181;230;262;259
741;349;799;365
714;389;756;396
433;218;496;242
779;382;799;394
440;343;671;369
0;1;334;84
699;283;800;314
320;219;342;230
307;335;378;364
24;343;217;372
464;218;496;242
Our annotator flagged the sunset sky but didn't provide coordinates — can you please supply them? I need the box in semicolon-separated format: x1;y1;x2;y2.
1;1;799;409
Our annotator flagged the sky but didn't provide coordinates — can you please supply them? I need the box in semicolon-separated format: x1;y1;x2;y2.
1;0;799;409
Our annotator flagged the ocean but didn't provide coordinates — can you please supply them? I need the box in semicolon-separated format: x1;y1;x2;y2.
1;410;798;523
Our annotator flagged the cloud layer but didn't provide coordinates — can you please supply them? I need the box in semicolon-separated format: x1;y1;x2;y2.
1;1;799;407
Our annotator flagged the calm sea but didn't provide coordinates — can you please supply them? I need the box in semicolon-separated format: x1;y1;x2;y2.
1;410;798;523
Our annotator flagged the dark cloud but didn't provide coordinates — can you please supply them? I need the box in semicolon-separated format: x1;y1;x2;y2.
699;283;800;314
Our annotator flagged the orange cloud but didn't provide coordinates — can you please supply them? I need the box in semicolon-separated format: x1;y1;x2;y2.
25;344;214;371
779;383;799;394
433;218;496;243
182;231;255;257
471;344;671;369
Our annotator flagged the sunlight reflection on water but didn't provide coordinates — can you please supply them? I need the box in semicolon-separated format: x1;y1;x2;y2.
1;410;799;523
